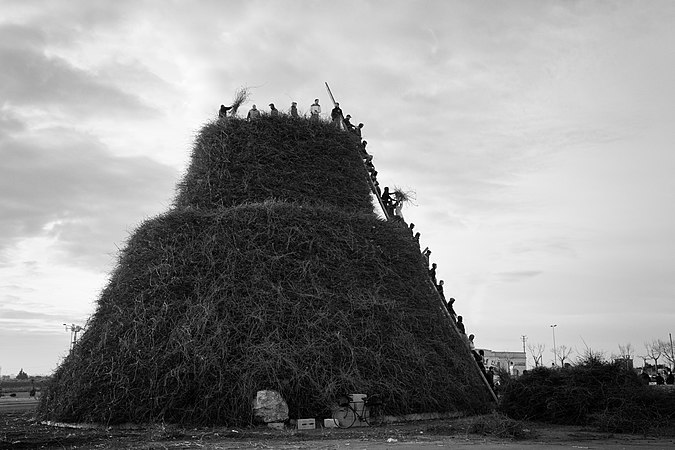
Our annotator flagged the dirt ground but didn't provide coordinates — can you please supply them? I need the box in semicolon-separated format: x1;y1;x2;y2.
2;408;675;450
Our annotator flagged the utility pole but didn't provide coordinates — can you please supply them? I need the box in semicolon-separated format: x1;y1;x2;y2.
670;333;674;371
550;324;557;367
63;323;84;352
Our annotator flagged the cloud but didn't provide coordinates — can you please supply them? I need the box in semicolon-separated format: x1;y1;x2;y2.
0;126;178;269
0;108;26;136
0;306;71;322
0;23;158;120
495;270;543;283
0;0;135;41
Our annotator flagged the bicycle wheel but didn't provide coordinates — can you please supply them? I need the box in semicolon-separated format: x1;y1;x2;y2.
332;405;357;428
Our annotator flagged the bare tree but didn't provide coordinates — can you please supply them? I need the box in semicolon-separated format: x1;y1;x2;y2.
610;343;635;370
617;343;634;360
643;339;664;369
553;345;574;366
527;342;545;367
656;339;675;370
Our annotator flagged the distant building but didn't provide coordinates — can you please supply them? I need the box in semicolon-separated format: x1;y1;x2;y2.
614;357;634;371
480;349;527;376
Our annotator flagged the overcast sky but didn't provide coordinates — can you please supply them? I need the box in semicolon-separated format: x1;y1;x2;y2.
2;0;675;376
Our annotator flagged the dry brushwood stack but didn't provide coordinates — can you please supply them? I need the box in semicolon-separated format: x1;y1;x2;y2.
38;115;494;426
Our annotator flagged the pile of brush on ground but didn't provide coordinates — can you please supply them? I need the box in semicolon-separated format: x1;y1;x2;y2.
498;356;675;435
38;116;493;426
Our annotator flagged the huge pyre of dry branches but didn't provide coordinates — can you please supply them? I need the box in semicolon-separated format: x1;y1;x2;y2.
38;115;493;426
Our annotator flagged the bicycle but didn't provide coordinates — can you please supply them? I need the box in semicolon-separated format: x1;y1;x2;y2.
332;394;383;428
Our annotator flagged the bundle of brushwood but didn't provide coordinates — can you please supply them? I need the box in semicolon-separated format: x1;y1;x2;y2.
38;116;493;426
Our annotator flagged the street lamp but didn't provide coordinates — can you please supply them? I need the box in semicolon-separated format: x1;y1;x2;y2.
550;324;557;367
63;323;84;352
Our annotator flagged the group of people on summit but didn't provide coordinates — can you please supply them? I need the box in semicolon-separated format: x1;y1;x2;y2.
218;99;364;136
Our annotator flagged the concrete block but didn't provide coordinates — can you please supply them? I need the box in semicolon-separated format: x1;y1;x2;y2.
297;418;315;430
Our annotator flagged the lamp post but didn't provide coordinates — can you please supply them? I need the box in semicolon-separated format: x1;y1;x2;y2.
670;333;674;372
550;324;557;367
63;323;84;352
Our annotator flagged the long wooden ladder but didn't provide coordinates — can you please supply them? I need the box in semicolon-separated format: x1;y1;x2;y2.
325;82;497;403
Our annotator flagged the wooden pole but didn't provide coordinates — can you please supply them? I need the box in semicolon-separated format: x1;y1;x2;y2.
325;82;337;107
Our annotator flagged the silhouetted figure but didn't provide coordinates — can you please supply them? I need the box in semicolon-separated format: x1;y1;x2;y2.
343;114;355;131
310;99;321;121
269;103;279;117
655;373;665;385
247;105;261;120
290;102;299;118
331;103;343;128
456;315;466;334
359;141;370;159
381;187;395;216
446;297;457;321
413;232;420;243
436;280;446;302
409;223;415;235
422;247;431;267
429;263;437;284
219;104;232;118
666;372;674;385
468;333;476;351
355;123;364;139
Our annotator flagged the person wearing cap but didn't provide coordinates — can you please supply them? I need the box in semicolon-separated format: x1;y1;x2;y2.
290;102;299;118
343;114;355;131
269;103;279;117
310;99;321;121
